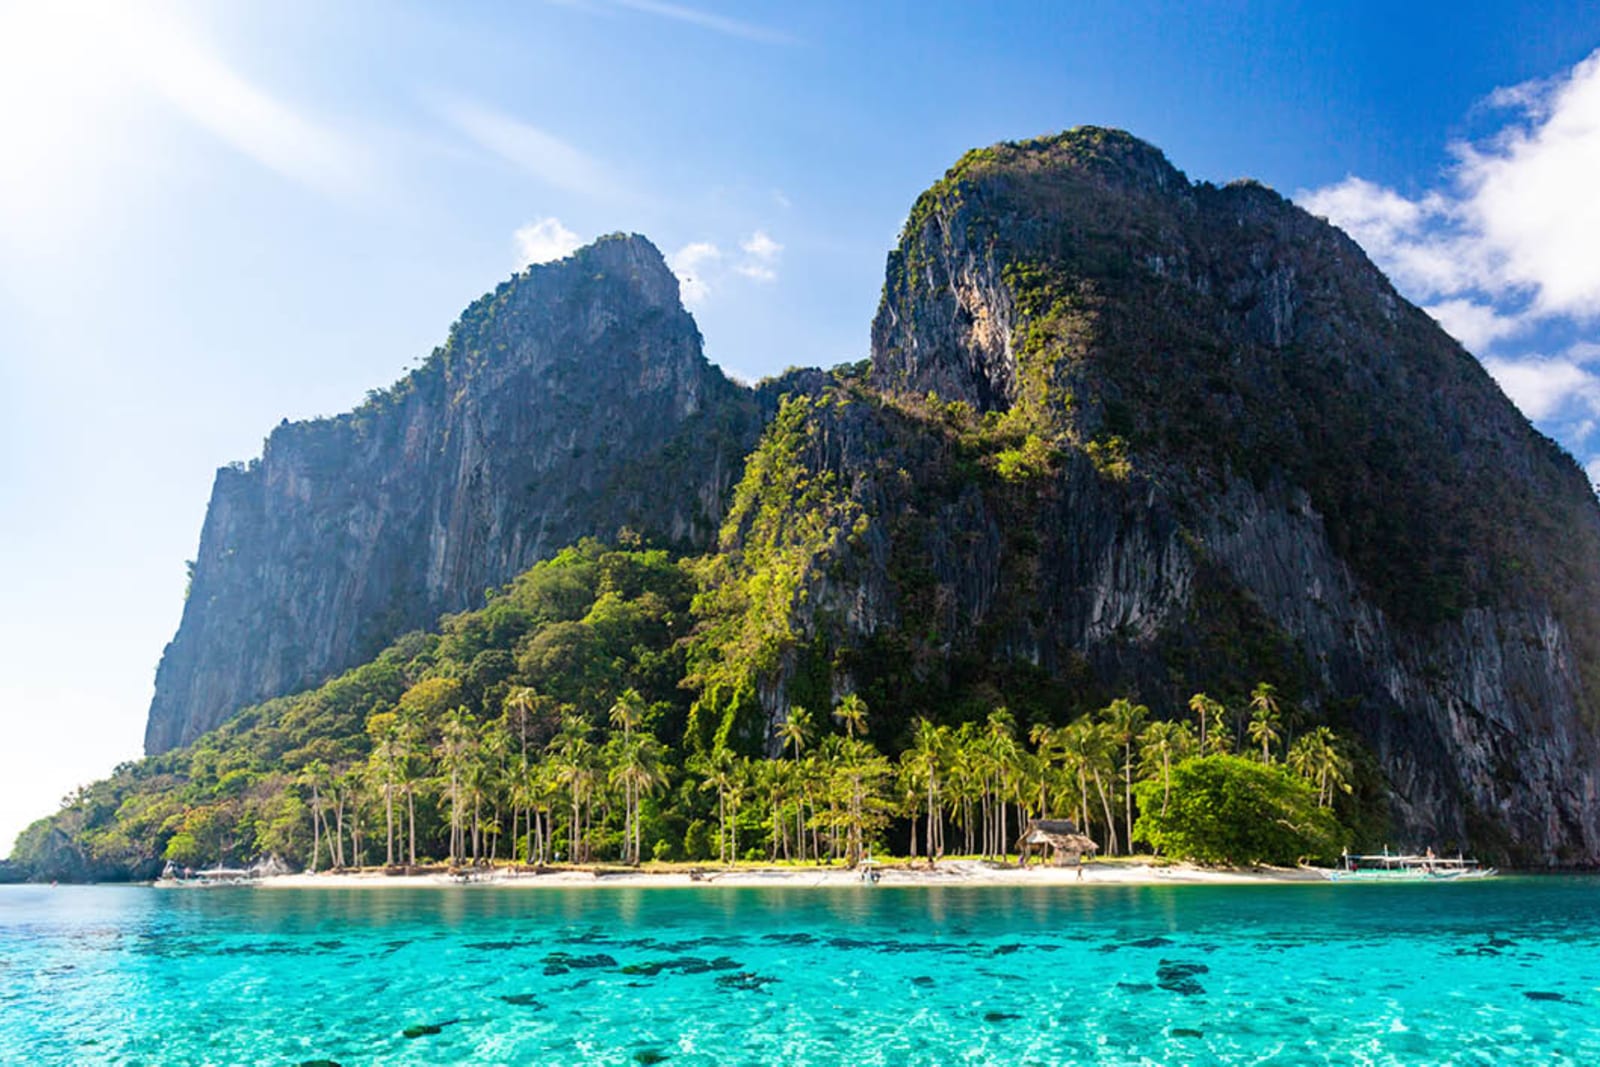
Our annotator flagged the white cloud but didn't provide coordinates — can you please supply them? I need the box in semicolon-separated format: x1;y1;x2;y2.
665;230;783;306
668;241;721;306
1482;354;1600;422
734;230;782;281
436;96;620;200
1424;298;1527;352
1299;48;1600;333
1587;456;1600;489
1297;177;1484;298
1298;48;1600;446
1454;55;1600;319
514;218;582;267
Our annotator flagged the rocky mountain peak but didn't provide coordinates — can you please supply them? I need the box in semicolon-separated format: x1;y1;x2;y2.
143;232;759;754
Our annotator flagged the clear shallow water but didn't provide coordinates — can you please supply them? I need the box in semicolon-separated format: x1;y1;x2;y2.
2;878;1598;1065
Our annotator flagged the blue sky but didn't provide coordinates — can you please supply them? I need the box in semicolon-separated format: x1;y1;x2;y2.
3;0;1599;853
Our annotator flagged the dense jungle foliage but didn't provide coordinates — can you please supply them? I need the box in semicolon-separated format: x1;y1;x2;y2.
15;522;1368;880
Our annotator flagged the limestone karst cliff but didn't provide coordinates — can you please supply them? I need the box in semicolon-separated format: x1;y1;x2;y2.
145;234;760;753
126;128;1600;865
716;128;1600;862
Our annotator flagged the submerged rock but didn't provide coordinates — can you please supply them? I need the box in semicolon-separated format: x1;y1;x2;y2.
1156;961;1210;996
498;994;545;1007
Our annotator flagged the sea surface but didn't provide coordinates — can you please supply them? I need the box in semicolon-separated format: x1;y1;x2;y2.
2;876;1597;1064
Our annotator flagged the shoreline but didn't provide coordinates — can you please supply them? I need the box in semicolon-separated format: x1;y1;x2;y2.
232;859;1327;890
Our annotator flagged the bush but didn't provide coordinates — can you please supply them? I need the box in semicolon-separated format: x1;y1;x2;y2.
1133;755;1343;865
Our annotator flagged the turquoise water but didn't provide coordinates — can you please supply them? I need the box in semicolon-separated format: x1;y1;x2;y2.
2;879;1598;1064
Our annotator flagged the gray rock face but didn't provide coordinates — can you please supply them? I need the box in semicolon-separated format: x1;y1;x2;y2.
757;129;1600;863
145;235;759;753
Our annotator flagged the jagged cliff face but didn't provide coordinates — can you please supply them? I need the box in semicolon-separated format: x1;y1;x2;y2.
139;129;1600;864
146;235;759;753
756;129;1600;863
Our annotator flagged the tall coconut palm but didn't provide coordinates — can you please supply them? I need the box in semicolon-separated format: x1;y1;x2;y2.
549;716;598;863
694;746;740;865
984;708;1020;859
297;760;329;872
1063;718;1120;855
503;686;541;853
435;708;480;866
780;704;814;759
1136;720;1194;817
1287;726;1351;807
1029;723;1066;819
366;726;404;866
1104;698;1149;853
833;693;868;741
779;705;815;860
904;718;949;864
1189;693;1230;755
1248;683;1283;762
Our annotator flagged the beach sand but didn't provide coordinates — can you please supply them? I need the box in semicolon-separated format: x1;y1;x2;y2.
252;859;1323;890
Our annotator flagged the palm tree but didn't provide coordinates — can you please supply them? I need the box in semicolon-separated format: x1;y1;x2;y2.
1104;698;1149;853
1248;683;1283;762
394;708;429;865
1063;718;1120;855
435;708;479;866
477;721;513;862
549;716;598;863
503;686;541;854
1287;726;1351;807
833;693;868;741
778;705;815;860
1135;720;1195;817
1189;693;1229;755
298;759;332;872
694;746;740;865
366;727;403;867
984;708;1020;860
780;704;814;759
903;718;949;865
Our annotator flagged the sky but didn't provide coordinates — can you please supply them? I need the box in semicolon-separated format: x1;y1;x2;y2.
3;0;1600;856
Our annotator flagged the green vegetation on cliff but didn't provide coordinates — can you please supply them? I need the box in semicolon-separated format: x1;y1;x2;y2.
15;518;1371;879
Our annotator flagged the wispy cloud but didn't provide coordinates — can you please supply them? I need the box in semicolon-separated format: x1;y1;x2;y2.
668;241;721;305
666;229;784;305
1424;297;1528;353
1481;350;1600;421
0;2;368;219
563;0;795;44
123;7;368;198
435;96;623;200
734;230;782;281
514;218;583;267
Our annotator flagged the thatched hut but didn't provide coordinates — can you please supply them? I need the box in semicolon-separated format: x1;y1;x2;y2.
1016;819;1100;867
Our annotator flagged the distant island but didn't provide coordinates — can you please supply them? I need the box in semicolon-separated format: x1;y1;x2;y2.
16;128;1600;880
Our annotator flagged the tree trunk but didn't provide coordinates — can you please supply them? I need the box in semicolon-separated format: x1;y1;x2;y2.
1091;767;1120;856
309;783;321;873
1123;744;1134;855
407;788;417;866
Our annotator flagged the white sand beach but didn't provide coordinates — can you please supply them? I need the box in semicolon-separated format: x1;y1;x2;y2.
251;859;1323;890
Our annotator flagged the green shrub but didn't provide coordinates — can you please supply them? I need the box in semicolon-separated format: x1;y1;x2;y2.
1133;755;1343;865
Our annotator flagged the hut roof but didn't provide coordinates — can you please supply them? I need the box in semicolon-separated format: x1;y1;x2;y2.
1019;818;1100;854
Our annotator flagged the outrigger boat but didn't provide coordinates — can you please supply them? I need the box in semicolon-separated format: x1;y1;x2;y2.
1318;848;1496;882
